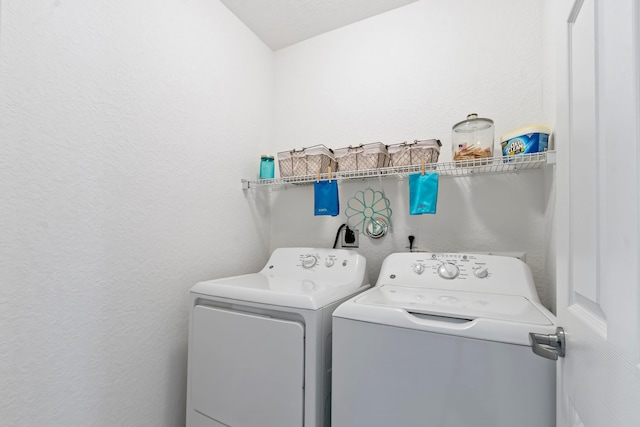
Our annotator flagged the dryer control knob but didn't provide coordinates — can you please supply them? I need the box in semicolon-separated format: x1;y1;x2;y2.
413;264;425;275
325;258;335;268
438;262;459;279
301;255;318;269
474;267;489;278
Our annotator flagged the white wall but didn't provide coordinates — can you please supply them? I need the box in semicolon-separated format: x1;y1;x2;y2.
0;1;273;426
271;0;556;309
542;0;558;313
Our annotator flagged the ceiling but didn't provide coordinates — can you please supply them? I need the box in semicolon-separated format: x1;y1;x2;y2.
219;0;420;51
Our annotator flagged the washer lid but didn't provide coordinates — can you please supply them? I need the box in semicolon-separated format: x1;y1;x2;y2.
334;285;556;346
191;273;368;310
357;285;552;325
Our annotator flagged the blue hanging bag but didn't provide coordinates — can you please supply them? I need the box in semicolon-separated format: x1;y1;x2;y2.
314;179;339;216
409;172;438;215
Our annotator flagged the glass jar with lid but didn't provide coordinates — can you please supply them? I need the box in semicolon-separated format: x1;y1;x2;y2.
259;155;275;179
452;114;494;163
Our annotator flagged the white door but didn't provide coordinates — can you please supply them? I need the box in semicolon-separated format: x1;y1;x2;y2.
555;0;640;425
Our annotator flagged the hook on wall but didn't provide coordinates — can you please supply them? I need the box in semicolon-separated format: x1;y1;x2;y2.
345;188;392;238
365;217;388;238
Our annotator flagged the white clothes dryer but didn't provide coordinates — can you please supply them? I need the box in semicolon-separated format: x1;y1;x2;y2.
332;252;556;427
186;247;369;427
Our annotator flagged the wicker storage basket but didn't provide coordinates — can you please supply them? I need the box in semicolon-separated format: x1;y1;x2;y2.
334;142;389;172
388;139;442;167
277;145;337;178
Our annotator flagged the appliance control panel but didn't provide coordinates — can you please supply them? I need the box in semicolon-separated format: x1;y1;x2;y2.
378;252;537;297
408;253;490;281
298;252;344;270
260;247;367;283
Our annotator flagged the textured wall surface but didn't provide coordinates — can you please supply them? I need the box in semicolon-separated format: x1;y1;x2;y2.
0;1;273;425
271;0;557;309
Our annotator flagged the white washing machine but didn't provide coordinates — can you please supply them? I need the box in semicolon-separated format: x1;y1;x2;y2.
332;252;557;427
186;247;369;427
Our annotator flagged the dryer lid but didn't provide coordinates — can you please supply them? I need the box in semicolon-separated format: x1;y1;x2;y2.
191;247;369;310
191;273;368;310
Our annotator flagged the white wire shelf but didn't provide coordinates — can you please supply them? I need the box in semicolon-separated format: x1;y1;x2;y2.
242;151;556;190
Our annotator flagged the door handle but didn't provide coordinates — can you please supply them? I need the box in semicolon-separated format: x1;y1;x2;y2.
529;327;566;360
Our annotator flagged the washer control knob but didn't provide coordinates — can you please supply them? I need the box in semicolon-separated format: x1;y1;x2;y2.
438;262;460;279
301;255;318;269
325;258;335;268
474;267;489;278
413;264;425;275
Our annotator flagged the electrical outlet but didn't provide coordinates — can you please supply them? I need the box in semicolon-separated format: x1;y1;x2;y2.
406;228;419;252
406;235;418;252
341;228;359;248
